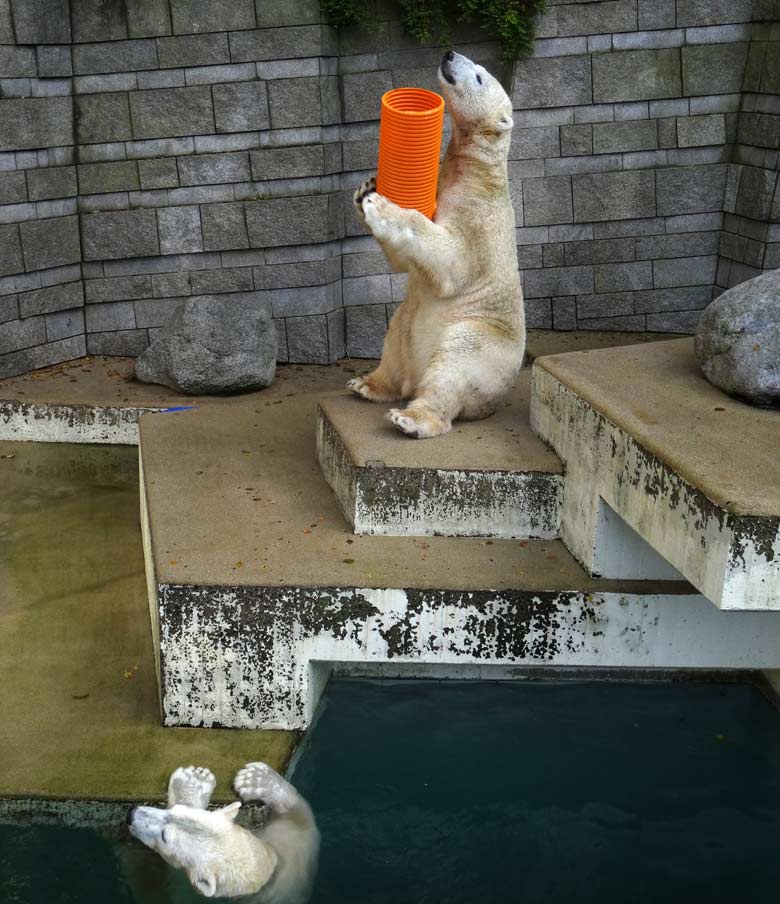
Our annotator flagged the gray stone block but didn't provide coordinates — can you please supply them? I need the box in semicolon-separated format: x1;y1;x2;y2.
646;310;700;332
579;313;647;331
36;45;73;78
157;33;230;69
139;158;179;189
138;69;185;90
657;117;677;148
342;274;392;307
677;113;725;148
157;205;203;255
229;25;322;63
267;77;322;130
572;170;656;222
0;224;23;277
542;243;564;268
564;237;635;266
44;306;84;341
254;259;329;289
656;164;727;215
0;315;46;354
81;208;159;260
190;267;253;294
170;0;255;34
27;167;77;204
0;0;11;43
0;97;74;153
250;145;324;180
85;298;136;332
133;296;182;327
513;55;592;109
201;202;249;251
130;86;214;140
286;313;329;363
593;49;682;103
638;0;675;30
269;284;332;316
677;0;752;26
633;285;711;312
557;0;637;36
87;329;149;355
524;265;594;298
11;0;71;43
595;261;653;292
560;125;592;157
592;120;658;154
518;245;543;269
345;303;386;357
256;0;319;26
524;297;552;329
126;0;172;37
75;92;131;143
735;166;777;222
185;62;257;86
341;71;393;123
523;176;573;227
0;46;36;78
212;80;269;133
510;126;560;160
19;216;80;271
70;0;126;41
178;152;251;186
246;195;329;248
85;274;151;303
653;255;717;288
0;172;27;205
73;39;157;75
19;280;83;317
636;231;719;260
551;296;577;330
576;292;635;319
78;160;140;194
151;272;190;297
682;44;748;97
0;295;18;323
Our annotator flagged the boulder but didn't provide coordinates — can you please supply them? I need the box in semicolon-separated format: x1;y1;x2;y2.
694;269;780;407
135;294;276;394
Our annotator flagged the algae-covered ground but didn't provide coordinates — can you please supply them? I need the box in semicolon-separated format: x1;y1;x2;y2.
0;440;297;805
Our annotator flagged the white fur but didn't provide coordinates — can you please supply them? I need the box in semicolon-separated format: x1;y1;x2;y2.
350;51;525;438
128;763;319;903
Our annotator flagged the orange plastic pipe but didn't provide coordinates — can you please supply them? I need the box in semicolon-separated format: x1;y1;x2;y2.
376;87;445;221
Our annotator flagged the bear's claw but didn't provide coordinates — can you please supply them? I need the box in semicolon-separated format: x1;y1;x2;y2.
168;765;216;809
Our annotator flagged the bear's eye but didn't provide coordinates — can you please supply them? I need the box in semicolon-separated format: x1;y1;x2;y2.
476;74;483;85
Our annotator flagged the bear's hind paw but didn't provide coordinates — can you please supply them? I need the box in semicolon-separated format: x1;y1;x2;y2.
233;762;298;813
168;765;216;809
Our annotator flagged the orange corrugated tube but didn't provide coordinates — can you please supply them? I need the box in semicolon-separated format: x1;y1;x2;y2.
376;87;445;220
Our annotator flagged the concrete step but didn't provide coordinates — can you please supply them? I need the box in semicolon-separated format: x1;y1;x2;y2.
316;371;563;539
531;338;780;611
138;380;780;731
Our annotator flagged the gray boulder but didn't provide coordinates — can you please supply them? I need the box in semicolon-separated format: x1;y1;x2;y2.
135;294;276;394
695;269;780;407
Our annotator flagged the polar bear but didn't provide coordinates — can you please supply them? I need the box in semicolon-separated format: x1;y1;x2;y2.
350;50;525;438
127;762;319;902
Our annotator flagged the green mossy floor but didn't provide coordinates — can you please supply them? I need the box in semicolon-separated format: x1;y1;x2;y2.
0;441;297;805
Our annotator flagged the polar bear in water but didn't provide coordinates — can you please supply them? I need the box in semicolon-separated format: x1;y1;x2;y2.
127;762;318;902
350;50;525;438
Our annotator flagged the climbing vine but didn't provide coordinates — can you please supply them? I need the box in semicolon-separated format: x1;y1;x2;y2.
321;0;548;63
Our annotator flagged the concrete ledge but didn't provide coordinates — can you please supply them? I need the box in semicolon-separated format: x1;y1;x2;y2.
316;375;563;539
531;338;780;610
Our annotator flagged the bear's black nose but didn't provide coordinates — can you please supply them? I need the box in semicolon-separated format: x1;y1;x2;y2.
126;806;136;826
444;50;454;62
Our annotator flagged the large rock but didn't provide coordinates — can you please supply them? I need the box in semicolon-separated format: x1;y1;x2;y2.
135;295;276;395
695;270;780;407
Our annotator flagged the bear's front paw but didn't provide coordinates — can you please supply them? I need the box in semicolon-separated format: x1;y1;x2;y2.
168;765;216;809
353;176;376;212
233;762;297;813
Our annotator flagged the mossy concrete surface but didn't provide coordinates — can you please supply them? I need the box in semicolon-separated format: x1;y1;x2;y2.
0;441;297;805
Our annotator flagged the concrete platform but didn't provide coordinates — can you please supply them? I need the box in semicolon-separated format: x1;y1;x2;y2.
0;441;296;806
531;338;780;610
138;379;780;731
316;373;563;539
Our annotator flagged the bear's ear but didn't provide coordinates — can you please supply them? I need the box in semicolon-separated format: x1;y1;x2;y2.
494;113;513;133
189;868;217;897
220;801;242;822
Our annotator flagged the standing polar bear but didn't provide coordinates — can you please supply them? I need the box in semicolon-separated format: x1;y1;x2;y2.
128;762;318;902
351;50;525;438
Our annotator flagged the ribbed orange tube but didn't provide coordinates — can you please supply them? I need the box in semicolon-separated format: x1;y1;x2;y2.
376;88;445;220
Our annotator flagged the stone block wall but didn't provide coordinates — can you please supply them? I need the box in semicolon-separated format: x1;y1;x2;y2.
0;0;778;378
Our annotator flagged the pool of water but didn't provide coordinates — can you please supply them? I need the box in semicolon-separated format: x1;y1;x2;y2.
3;678;780;903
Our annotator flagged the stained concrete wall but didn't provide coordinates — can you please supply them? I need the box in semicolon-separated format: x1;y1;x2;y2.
0;0;778;378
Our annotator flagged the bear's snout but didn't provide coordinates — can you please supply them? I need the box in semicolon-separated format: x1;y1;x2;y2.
443;50;454;62
126;806;137;826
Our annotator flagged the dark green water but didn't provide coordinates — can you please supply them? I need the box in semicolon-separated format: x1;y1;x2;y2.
4;679;780;904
